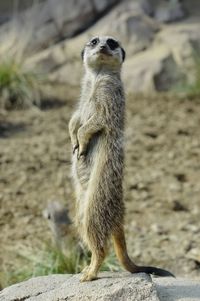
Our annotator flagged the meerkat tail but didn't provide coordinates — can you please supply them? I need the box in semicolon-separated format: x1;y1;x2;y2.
112;226;175;278
134;265;175;277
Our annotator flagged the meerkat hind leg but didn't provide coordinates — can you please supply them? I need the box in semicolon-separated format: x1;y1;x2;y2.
80;247;106;282
113;226;138;273
113;226;175;277
81;265;90;274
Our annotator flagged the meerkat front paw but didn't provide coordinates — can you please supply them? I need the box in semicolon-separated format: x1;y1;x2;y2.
73;143;79;154
77;128;88;159
77;146;86;160
70;134;79;154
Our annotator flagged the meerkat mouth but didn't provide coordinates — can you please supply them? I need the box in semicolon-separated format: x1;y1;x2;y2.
98;49;112;56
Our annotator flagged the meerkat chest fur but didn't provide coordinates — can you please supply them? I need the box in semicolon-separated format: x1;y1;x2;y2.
79;70;125;136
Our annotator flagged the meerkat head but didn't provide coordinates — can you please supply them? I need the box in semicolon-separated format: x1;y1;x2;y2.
81;36;126;70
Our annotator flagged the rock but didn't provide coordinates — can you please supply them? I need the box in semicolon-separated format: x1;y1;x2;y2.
2;0;200;94
155;278;200;301
182;0;200;17
25;38;83;88
0;0;120;51
1;272;200;301
153;53;184;91
0;272;159;301
154;0;186;23
95;0;155;17
123;18;200;93
25;0;160;87
93;0;120;13
155;23;200;84
109;12;159;55
25;0;200;94
172;200;188;212
0;0;38;24
151;224;167;235
73;0;159;56
123;45;183;93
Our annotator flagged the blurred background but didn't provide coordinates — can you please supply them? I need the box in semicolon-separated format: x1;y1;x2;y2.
0;0;200;289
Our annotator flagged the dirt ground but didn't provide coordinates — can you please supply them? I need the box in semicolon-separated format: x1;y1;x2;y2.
0;92;200;286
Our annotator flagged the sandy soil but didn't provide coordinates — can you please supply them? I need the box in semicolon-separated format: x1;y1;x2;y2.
0;93;200;286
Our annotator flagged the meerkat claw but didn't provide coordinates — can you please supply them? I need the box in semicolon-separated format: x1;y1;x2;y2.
77;153;82;160
73;144;79;154
77;153;84;160
77;148;86;159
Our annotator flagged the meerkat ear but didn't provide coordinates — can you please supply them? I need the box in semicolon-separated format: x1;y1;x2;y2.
121;48;126;62
81;48;85;60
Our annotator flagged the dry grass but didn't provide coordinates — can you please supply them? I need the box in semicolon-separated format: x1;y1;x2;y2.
0;241;120;288
173;52;200;97
0;59;42;109
0;7;44;110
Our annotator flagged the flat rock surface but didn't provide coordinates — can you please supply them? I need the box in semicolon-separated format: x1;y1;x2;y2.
155;278;200;301
0;272;159;301
1;272;200;301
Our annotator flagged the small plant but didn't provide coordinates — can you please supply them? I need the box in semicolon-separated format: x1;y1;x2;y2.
187;54;200;96
0;18;43;110
0;58;42;109
0;242;121;288
173;51;200;97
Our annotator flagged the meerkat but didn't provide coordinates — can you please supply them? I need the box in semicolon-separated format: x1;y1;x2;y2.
43;201;87;256
43;201;73;251
68;36;174;282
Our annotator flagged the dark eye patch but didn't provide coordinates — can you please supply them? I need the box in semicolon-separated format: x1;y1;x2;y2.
90;37;99;46
106;38;119;50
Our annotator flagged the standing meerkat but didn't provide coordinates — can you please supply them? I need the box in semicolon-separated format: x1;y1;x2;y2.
69;36;174;282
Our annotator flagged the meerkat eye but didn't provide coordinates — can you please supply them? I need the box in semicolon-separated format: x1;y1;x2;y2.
106;39;119;50
90;38;99;46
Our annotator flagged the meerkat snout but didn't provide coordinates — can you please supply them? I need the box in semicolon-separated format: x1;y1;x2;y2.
81;36;126;69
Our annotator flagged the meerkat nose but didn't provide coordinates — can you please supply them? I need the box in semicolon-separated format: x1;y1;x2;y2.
99;45;107;49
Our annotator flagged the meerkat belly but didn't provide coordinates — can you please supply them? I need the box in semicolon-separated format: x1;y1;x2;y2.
75;132;124;235
74;137;105;232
